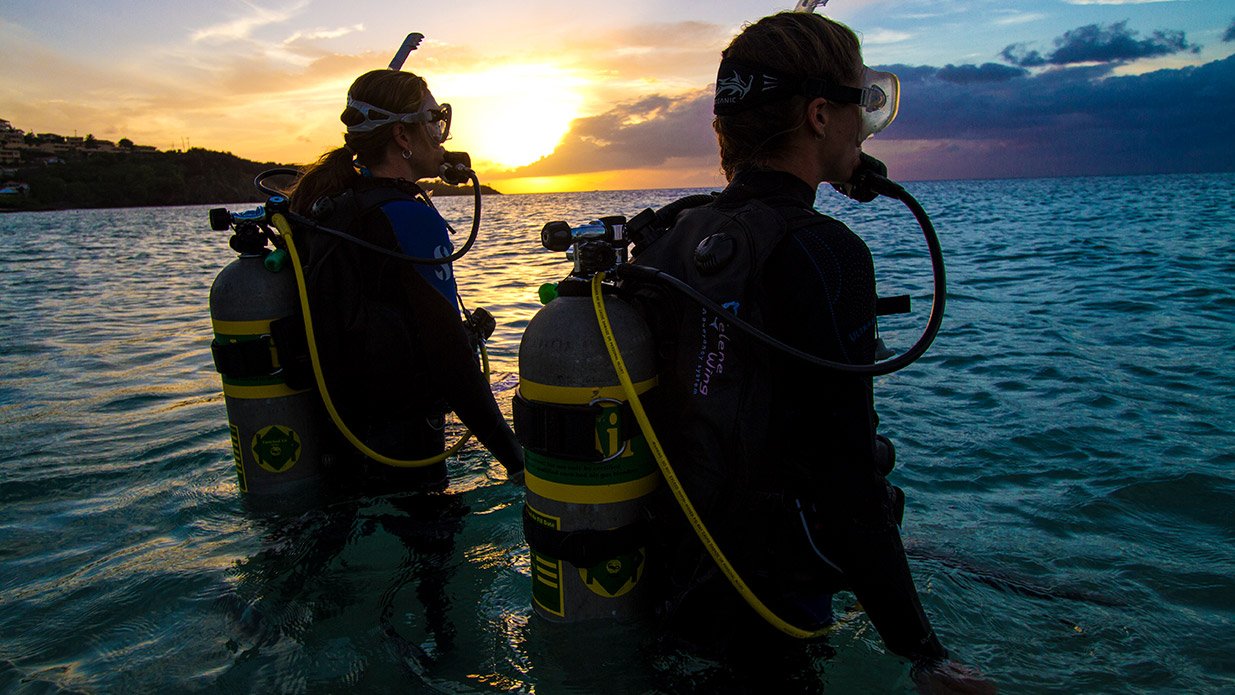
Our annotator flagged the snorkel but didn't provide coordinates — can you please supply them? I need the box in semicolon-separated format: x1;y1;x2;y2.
386;33;484;247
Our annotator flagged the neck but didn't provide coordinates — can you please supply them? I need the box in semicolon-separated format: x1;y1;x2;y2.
764;133;823;190
369;160;410;180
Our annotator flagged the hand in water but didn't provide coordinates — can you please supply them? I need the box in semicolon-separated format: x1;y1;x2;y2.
912;660;997;694
505;468;525;487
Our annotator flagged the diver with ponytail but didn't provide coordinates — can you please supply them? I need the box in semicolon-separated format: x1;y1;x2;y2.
289;68;523;490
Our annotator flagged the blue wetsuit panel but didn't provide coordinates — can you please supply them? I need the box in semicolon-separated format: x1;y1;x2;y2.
380;199;459;306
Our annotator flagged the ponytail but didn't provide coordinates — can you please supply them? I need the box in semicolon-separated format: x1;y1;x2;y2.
289;147;359;215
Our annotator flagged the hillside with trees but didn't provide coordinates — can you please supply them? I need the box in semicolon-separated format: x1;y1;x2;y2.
4;147;498;211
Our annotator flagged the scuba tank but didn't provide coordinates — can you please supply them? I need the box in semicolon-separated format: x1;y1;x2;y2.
514;217;660;622
208;206;330;496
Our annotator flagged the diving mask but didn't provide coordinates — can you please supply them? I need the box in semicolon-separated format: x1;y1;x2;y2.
345;97;452;143
852;66;899;141
714;59;900;140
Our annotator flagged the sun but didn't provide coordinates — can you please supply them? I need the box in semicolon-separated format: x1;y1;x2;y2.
430;63;585;171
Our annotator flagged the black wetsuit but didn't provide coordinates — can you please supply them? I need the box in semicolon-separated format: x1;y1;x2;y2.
633;169;946;664
296;177;522;489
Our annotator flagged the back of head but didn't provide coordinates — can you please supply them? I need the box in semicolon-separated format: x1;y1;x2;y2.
715;12;862;180
290;69;429;213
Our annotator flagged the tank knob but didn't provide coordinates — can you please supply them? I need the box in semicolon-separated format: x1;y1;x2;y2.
542;221;573;251
209;208;231;231
695;233;736;274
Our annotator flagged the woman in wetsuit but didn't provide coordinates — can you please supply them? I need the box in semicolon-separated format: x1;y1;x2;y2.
633;12;993;693
288;68;523;490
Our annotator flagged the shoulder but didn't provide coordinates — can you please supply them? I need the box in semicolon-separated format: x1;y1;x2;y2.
377;196;446;231
777;211;870;262
763;211;874;293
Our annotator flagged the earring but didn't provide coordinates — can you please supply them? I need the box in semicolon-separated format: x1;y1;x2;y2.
401;149;413;160
815;130;826;140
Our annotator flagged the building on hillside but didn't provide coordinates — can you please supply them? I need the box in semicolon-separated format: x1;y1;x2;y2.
1;118;163;161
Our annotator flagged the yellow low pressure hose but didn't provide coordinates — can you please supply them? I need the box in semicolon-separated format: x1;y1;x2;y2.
590;272;832;640
272;212;473;468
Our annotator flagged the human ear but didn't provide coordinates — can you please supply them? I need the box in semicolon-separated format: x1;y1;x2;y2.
391;123;414;151
807;97;829;138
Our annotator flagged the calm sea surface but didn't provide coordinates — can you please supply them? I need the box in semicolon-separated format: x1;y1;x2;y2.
1;173;1233;693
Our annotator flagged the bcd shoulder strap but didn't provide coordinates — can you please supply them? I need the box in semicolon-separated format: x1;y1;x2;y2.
626;192;719;256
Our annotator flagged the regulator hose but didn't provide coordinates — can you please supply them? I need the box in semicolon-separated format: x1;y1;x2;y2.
255;168;484;266
616;180;945;376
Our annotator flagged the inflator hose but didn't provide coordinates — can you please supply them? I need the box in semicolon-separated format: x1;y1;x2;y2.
256;168;484;266
272;212;475;468
590;272;834;640
616;182;946;377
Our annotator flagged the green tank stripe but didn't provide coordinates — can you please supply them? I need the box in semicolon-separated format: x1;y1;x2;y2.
525;435;656;486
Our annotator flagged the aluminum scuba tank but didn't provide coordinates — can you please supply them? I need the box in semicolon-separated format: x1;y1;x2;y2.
514;219;660;622
208;210;330;497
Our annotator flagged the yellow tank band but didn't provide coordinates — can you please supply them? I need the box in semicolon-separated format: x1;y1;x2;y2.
212;318;272;336
525;470;660;505
518;376;657;405
222;382;309;399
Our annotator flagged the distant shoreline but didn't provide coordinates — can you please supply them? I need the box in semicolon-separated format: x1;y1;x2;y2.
0;147;500;213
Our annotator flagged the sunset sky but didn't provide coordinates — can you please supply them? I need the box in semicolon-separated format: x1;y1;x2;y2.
2;0;1232;193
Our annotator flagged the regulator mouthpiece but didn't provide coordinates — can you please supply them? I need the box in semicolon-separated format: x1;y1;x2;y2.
833;152;904;202
440;151;473;185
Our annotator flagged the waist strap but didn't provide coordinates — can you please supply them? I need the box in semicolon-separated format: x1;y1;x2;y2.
522;505;648;568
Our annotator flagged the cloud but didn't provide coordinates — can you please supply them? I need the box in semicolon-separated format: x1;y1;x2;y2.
284;24;365;46
504;89;717;178
191;0;309;43
1001;21;1200;68
867;54;1235;179
993;13;1048;27
1063;0;1180;4
936;63;1029;84
861;29;914;46
500;41;1235;185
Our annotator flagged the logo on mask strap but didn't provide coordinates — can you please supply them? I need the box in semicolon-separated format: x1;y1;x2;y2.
716;70;754;101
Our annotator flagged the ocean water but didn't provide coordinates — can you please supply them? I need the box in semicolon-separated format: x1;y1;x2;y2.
1;173;1233;693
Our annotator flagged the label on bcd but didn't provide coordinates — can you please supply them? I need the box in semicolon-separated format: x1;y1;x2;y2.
250;425;302;473
527;504;565;617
